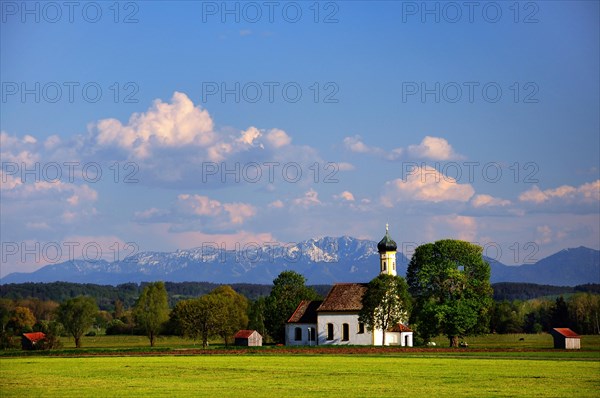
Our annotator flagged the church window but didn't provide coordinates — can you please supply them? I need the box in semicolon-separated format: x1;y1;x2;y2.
358;323;365;334
327;323;334;340
342;323;349;341
294;327;302;341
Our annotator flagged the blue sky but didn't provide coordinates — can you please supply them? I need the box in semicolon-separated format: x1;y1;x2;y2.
1;1;599;276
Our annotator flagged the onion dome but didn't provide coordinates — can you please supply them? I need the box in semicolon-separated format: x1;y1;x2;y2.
377;223;397;252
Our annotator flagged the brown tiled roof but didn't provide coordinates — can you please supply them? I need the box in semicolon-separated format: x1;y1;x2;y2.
552;328;580;338
389;323;413;333
287;300;322;323
317;283;368;312
22;332;46;343
234;330;259;339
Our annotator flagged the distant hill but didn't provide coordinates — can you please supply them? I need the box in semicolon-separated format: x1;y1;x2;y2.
1;237;598;286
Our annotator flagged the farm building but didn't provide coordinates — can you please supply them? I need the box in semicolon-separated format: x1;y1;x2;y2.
550;328;581;349
234;330;262;346
286;225;413;347
21;332;46;350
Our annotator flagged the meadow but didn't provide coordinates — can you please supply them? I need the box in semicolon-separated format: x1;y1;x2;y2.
1;334;599;397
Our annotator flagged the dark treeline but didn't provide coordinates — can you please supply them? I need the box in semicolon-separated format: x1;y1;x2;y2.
0;281;333;311
1;277;599;350
493;283;600;301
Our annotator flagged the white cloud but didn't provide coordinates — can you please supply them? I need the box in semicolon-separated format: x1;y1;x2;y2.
138;194;257;227
265;128;291;148
268;200;284;208
176;194;224;216
237;127;262;146
343;135;378;154
471;194;511;208
334;191;355;201
293;189;321;207
94;91;215;158
407;136;462;160
381;165;474;206
519;180;600;204
337;162;355;171
343;135;461;161
223;202;257;224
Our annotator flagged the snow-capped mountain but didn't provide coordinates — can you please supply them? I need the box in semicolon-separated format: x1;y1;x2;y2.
0;238;598;286
0;236;395;285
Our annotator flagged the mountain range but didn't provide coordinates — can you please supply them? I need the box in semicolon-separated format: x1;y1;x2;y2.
1;237;598;286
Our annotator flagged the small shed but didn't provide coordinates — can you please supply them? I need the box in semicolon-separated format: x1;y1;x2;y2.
21;332;46;350
550;328;581;349
234;330;262;346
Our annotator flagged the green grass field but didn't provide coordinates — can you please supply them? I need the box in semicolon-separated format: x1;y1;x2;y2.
1;355;599;397
1;334;599;397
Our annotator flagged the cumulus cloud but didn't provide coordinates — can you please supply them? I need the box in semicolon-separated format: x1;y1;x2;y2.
471;194;511;208
519;180;600;204
342;135;461;161
381;165;474;206
136;194;257;227
407;136;462;160
337;162;355;171
292;189;321;207
334;191;355;201
265;128;292;148
94;91;215;158
343;135;379;154
268;200;284;208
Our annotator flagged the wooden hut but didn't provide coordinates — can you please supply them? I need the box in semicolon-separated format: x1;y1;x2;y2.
550;328;581;349
234;330;262;346
21;332;46;350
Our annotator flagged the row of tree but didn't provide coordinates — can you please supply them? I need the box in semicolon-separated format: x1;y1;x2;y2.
1;240;598;349
491;294;600;335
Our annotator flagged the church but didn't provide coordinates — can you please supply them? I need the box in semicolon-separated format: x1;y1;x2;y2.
285;225;413;346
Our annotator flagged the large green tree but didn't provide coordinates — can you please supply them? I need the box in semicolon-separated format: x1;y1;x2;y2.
407;239;493;347
359;274;411;344
56;296;99;348
264;271;318;343
133;282;170;347
209;286;248;346
171;295;222;348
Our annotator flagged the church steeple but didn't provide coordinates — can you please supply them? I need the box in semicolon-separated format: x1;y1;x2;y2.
377;224;397;276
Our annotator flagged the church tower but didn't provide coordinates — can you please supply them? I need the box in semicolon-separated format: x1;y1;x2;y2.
377;224;397;276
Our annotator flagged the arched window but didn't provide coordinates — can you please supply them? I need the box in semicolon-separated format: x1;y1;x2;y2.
342;323;349;341
383;261;387;270
327;323;334;340
294;327;302;341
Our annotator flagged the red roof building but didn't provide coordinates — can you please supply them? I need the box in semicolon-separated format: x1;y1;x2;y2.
550;328;581;349
21;332;46;350
234;330;262;346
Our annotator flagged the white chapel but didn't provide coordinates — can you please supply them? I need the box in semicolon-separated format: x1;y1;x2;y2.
285;225;413;346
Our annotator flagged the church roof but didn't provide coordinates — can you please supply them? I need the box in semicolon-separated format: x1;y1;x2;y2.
287;300;322;323
317;283;367;312
377;225;397;252
389;323;413;333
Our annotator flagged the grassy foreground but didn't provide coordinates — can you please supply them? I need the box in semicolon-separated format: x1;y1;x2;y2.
1;355;599;397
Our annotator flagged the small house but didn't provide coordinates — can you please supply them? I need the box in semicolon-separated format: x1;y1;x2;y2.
21;332;46;350
234;330;262;346
550;328;581;349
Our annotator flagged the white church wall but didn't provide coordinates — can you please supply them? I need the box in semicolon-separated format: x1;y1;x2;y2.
317;313;373;345
285;323;318;346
